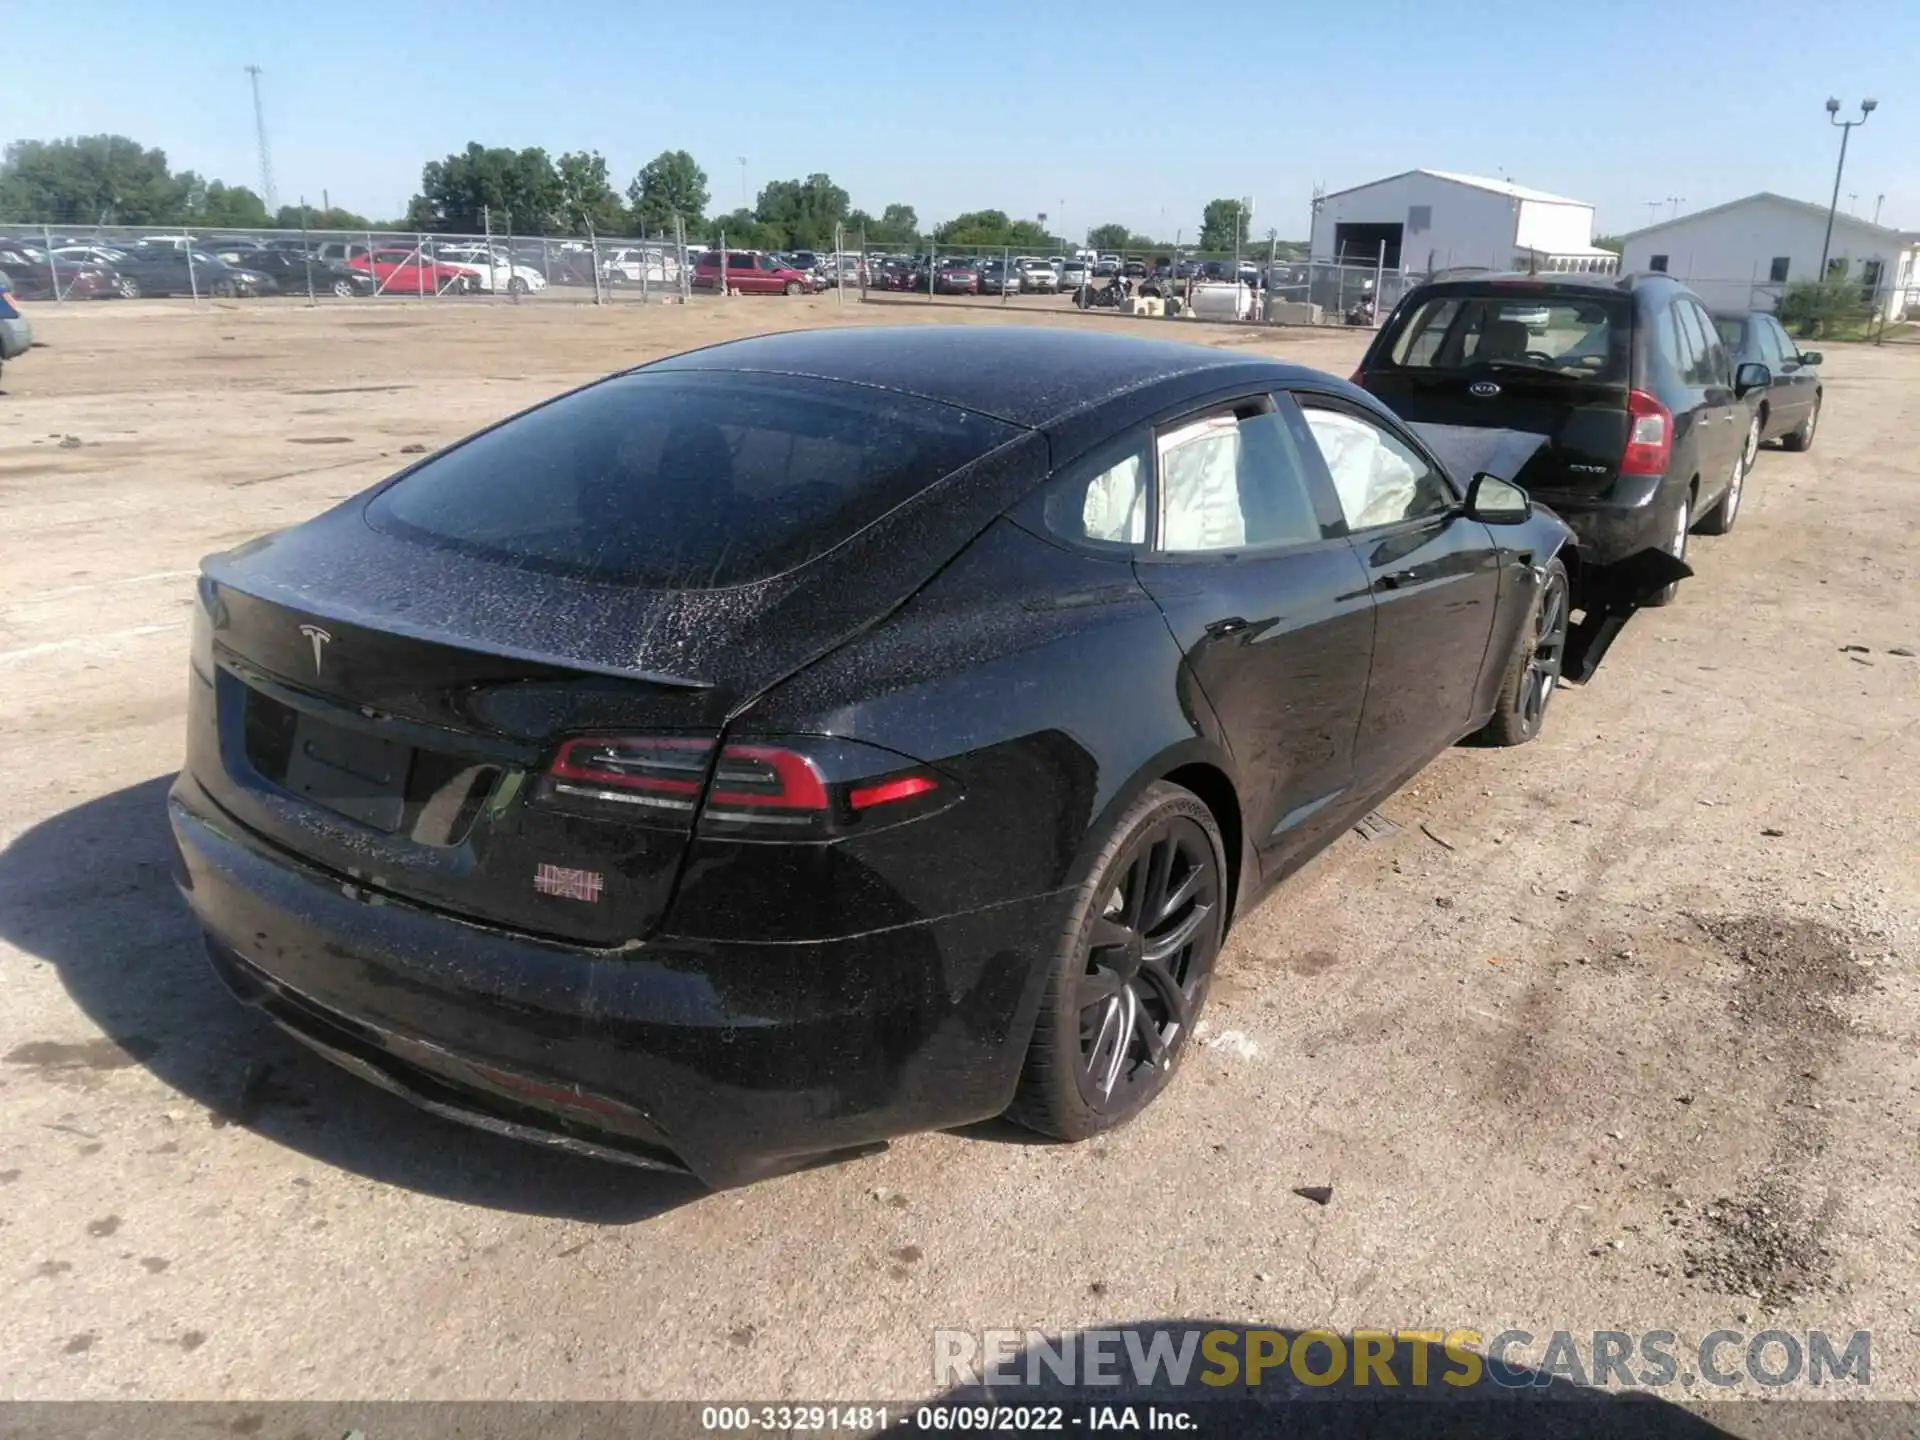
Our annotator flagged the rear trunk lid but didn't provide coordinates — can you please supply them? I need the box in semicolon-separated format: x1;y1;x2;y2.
1361;283;1633;499
194;368;1034;945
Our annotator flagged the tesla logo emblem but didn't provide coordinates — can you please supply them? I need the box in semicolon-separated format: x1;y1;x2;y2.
298;624;333;675
1469;381;1502;398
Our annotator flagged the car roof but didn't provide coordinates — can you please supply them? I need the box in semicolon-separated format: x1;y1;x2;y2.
644;325;1321;428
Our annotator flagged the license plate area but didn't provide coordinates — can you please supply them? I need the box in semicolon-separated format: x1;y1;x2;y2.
282;713;414;833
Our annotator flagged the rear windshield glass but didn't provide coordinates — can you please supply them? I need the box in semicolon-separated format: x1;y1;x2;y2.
1384;291;1627;380
367;370;1019;588
1713;315;1746;350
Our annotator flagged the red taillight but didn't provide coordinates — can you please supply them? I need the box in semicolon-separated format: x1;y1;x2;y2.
1621;389;1672;477
848;774;938;810
544;735;944;833
549;736;827;813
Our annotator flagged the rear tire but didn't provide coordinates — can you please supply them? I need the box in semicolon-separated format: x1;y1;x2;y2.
1476;558;1570;746
1781;395;1819;452
1644;492;1691;607
1007;781;1227;1142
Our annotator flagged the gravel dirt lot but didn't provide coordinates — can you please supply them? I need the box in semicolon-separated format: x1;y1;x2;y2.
2;295;1918;1420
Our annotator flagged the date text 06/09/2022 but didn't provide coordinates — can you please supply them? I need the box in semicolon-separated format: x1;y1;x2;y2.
699;1404;1195;1432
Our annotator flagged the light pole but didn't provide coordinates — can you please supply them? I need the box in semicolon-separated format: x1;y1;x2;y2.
1819;98;1877;278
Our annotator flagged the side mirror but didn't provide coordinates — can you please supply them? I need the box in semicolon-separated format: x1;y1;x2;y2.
1734;360;1772;397
1797;350;1823;367
1465;473;1532;524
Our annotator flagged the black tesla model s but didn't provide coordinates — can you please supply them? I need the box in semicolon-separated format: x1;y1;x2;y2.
168;326;1669;1187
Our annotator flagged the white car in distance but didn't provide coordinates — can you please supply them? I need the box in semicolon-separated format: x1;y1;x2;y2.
598;247;679;287
436;246;548;295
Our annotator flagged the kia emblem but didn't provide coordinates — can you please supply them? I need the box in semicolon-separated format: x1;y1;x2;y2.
1469;380;1501;398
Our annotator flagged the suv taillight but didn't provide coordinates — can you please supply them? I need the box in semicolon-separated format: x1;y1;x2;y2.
1621;389;1673;477
540;735;951;836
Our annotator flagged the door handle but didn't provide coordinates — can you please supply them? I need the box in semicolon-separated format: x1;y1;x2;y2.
1376;569;1420;590
1204;616;1249;638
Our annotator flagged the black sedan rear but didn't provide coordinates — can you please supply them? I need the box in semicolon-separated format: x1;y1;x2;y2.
238;248;379;297
168;326;1669;1187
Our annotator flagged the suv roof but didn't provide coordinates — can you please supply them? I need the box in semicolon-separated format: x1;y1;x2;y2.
1408;269;1695;299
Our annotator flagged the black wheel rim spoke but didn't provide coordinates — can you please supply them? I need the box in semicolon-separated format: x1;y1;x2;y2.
1143;903;1209;965
1077;964;1125;1011
1154;864;1205;927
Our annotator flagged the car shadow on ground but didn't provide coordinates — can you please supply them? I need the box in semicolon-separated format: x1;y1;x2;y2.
0;774;703;1224
929;1324;1759;1439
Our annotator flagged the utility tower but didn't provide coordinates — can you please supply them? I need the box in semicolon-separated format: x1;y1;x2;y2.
245;65;278;213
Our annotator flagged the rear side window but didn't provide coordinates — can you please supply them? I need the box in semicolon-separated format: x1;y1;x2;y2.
1380;291;1625;380
1156;410;1324;553
368;371;1019;588
1673;303;1722;387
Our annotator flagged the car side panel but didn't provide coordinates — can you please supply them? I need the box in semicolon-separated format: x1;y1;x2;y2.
724;518;1238;929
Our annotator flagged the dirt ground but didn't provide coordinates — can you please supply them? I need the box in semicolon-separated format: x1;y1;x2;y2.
3;294;1919;1420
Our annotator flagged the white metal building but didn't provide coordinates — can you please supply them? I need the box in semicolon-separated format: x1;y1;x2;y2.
1618;193;1919;319
1309;169;1618;276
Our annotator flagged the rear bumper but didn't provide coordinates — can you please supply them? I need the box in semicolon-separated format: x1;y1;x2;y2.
1533;472;1679;566
167;775;1066;1188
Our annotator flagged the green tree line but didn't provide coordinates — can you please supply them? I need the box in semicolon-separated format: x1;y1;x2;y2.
1;132;1295;255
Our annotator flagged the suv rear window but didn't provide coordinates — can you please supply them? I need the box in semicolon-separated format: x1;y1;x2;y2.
367;371;1018;589
1383;291;1627;381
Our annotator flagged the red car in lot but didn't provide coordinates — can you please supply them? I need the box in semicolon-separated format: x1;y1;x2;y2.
930;260;979;295
693;250;822;295
349;249;476;295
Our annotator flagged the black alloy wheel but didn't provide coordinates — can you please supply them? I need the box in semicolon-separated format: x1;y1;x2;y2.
1010;782;1226;1139
1477;555;1570;746
1517;565;1569;734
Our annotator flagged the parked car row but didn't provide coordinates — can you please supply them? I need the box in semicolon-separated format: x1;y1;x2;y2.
0;232;556;301
865;253;1075;295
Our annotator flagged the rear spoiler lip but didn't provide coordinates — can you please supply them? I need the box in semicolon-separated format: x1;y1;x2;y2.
198;564;716;692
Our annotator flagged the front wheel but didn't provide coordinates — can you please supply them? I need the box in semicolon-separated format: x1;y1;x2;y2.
507;276;529;296
330;277;356;298
1476;557;1570;746
1007;781;1226;1141
116;275;140;299
1781;395;1819;452
784;280;802;296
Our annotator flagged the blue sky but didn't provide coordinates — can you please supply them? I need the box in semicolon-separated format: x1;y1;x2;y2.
7;0;1917;238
